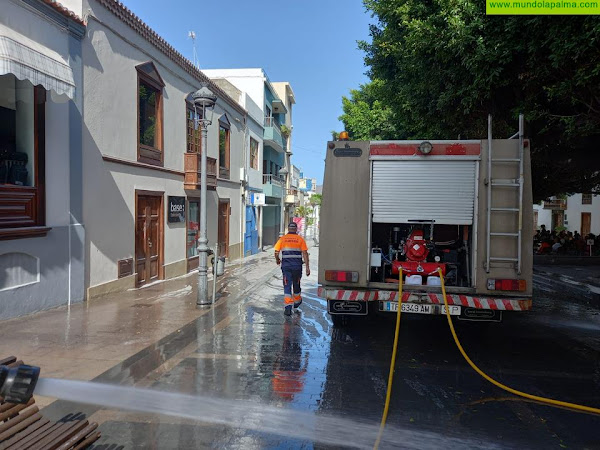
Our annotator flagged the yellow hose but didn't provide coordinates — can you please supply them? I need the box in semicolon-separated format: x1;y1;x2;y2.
374;269;402;450
437;268;600;415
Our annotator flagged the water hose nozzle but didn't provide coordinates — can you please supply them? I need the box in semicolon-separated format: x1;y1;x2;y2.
0;364;40;404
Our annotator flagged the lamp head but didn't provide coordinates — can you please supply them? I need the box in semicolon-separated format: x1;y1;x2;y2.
192;83;217;110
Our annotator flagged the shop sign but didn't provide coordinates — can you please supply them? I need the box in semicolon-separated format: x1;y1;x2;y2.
168;196;186;223
252;193;266;206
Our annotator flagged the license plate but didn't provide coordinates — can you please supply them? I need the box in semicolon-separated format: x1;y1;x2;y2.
381;302;461;316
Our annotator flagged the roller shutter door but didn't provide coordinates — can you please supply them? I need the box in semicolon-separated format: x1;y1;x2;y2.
372;160;476;224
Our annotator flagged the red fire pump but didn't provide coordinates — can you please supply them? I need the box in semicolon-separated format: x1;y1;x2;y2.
391;229;446;278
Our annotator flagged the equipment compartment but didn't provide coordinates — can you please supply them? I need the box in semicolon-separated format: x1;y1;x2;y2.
370;222;472;287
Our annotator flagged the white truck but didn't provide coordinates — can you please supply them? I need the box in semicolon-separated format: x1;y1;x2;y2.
318;117;533;325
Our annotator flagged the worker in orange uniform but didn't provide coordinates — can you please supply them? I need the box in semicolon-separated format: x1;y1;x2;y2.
274;222;310;316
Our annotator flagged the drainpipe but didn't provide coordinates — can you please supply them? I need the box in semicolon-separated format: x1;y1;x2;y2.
239;115;248;258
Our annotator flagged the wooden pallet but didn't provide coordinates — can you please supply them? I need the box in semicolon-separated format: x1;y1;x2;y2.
0;357;101;450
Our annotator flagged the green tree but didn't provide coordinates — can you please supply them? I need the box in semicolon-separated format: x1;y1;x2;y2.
309;193;322;208
339;80;403;140
358;0;600;201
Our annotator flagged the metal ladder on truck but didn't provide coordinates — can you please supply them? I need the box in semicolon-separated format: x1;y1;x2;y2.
485;114;524;274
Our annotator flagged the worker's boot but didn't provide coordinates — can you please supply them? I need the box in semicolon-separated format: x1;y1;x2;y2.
293;295;302;309
284;305;292;316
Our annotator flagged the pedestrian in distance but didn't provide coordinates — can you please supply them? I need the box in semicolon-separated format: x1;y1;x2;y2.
274;222;311;316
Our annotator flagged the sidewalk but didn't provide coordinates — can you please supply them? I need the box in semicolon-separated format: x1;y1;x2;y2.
0;249;279;409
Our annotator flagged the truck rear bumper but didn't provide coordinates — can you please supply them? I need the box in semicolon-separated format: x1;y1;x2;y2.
317;287;532;311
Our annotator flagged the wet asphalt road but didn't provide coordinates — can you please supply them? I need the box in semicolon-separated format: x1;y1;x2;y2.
46;248;600;449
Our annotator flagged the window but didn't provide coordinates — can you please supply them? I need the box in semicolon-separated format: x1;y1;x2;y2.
218;114;230;179
136;62;164;166
0;74;46;233
250;137;259;170
219;126;230;176
582;193;592;205
186;108;201;153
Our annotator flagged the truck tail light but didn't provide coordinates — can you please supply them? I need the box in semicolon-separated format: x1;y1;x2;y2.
487;279;527;291
325;270;359;283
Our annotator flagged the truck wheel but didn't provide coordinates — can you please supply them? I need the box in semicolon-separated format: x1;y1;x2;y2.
331;314;350;327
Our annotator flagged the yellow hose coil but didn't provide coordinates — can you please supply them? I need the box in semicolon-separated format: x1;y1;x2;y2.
374;267;600;450
437;267;600;415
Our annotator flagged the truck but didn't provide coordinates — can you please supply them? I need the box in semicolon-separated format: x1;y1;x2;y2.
317;116;533;325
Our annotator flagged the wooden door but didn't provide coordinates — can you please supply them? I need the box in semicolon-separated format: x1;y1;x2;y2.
218;200;230;258
581;212;591;237
551;211;564;231
136;193;163;286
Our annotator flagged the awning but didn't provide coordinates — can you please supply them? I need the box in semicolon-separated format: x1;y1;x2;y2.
0;35;75;99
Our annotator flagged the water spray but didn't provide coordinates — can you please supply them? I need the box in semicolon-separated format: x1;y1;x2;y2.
1;364;493;448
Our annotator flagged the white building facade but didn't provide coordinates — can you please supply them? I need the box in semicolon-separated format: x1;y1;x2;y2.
0;0;85;319
534;193;600;236
81;0;247;298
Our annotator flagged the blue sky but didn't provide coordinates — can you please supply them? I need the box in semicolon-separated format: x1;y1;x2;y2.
122;0;374;184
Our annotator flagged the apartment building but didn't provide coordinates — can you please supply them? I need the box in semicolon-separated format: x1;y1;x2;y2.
203;69;294;246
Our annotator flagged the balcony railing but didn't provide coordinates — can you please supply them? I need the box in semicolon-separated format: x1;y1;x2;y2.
285;189;299;205
264;117;284;151
184;153;217;190
264;116;281;128
263;174;284;186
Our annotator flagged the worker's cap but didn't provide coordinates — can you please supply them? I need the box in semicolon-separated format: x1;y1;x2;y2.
288;222;298;229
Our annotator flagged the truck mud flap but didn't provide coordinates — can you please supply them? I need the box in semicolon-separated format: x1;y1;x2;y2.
457;307;502;322
328;300;368;315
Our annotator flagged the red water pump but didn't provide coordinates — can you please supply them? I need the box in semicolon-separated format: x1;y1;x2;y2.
391;229;446;278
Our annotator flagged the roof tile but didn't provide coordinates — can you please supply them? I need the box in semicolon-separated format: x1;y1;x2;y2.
95;0;247;116
41;0;86;26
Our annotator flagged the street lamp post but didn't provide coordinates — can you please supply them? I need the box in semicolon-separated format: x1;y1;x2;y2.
192;83;217;306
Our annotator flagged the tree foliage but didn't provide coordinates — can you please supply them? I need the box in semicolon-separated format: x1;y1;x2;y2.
338;80;403;140
295;206;313;219
309;193;322;207
355;0;600;201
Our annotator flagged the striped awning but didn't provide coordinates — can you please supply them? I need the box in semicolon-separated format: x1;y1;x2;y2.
0;35;75;99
